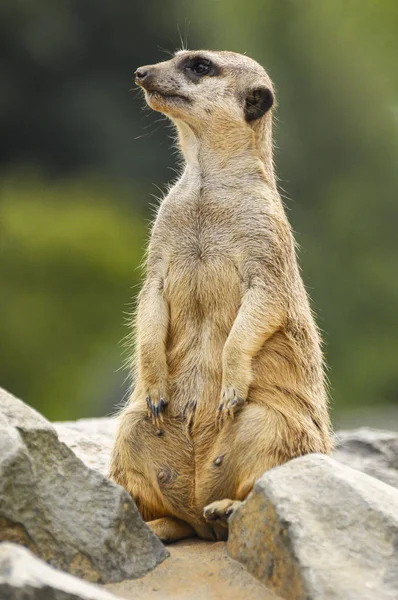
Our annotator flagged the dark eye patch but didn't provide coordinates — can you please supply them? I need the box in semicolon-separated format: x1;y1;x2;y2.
179;55;221;82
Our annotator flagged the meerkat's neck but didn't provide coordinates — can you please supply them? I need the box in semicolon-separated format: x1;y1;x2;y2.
174;120;276;190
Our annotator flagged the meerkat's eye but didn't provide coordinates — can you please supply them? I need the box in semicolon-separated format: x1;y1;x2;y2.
190;59;211;75
181;56;219;82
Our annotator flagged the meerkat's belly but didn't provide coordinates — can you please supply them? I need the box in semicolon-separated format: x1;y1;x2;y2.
163;253;242;409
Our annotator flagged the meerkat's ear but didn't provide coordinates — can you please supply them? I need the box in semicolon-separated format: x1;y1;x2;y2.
244;87;274;121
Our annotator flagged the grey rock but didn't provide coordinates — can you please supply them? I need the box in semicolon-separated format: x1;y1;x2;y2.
0;388;168;583
333;427;398;489
54;418;118;477
228;453;398;600
0;543;119;600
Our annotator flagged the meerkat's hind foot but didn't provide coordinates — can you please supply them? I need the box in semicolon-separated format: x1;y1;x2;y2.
147;517;196;544
203;499;243;527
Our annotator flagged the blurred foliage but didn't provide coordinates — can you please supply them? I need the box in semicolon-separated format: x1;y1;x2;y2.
0;0;397;422
0;175;146;419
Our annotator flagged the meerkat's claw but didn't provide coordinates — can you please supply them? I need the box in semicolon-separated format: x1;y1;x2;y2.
146;395;168;428
203;499;242;527
216;386;246;429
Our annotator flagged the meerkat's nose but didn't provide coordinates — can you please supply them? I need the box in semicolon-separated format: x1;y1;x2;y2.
134;67;151;86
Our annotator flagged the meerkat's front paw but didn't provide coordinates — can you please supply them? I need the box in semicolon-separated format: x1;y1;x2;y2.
145;387;169;428
203;499;242;527
216;385;247;429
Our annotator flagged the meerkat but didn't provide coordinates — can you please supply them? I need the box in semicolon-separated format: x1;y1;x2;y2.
109;50;333;543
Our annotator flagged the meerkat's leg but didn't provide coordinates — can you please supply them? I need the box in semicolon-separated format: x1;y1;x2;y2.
109;400;199;539
203;397;329;530
147;517;196;543
109;404;168;518
218;279;283;427
135;278;170;426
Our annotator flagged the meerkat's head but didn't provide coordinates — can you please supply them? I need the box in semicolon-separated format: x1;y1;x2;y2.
135;50;275;169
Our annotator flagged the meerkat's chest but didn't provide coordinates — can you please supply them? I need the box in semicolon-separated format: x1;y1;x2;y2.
164;254;242;319
155;198;245;311
156;190;244;255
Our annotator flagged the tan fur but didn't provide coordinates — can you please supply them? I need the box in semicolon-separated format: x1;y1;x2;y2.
109;50;333;541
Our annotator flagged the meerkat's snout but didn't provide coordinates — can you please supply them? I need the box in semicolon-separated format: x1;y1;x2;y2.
134;59;192;116
134;65;159;93
135;67;151;85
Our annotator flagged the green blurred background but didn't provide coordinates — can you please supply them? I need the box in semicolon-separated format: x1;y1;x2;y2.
1;0;397;427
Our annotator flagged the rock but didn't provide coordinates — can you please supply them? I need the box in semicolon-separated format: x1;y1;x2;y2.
228;453;398;600
333;427;398;489
0;543;119;600
54;418;118;477
0;388;168;583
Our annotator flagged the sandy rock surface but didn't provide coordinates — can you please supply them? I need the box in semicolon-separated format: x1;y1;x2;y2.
106;538;280;600
0;543;120;600
0;388;168;584
228;453;398;600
